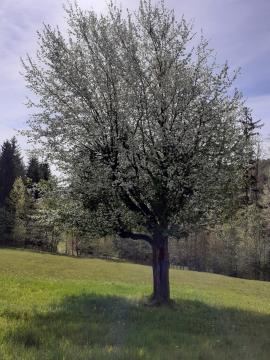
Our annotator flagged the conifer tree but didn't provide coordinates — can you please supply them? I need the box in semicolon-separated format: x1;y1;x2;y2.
39;162;51;181
26;156;51;198
27;156;41;184
0;137;25;206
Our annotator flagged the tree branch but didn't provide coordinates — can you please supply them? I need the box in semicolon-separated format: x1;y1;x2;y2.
118;230;152;244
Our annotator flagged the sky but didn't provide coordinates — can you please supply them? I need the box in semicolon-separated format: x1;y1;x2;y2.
1;0;270;158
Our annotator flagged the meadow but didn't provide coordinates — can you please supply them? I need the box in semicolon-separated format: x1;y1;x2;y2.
0;248;270;359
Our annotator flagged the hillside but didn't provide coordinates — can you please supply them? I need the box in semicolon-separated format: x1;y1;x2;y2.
0;249;270;359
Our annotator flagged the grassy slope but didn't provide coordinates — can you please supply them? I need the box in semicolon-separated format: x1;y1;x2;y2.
0;249;270;360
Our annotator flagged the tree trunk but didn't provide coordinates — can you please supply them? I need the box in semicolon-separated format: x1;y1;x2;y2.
151;235;170;304
118;229;170;304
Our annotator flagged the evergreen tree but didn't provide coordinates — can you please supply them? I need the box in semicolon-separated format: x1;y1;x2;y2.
0;137;25;206
27;157;51;183
0;207;9;245
39;162;51;181
27;157;51;198
27;156;41;183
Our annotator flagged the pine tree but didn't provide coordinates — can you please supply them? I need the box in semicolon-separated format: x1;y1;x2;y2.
0;137;25;206
39;162;51;181
27;156;41;183
26;157;51;198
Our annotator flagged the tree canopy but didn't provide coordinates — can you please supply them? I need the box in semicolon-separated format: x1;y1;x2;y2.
22;0;257;303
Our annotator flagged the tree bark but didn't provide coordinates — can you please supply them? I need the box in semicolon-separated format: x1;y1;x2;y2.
150;234;170;305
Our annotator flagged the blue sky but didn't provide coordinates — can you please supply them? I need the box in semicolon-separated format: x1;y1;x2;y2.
1;0;270;157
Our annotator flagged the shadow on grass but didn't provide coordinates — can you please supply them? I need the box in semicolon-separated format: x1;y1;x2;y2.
4;293;270;360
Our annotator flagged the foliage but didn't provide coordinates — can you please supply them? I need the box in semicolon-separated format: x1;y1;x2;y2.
8;177;29;244
27;156;51;185
0;137;25;206
0;138;25;244
26;156;40;184
26;156;51;198
0;136;54;248
22;0;256;236
28;179;62;252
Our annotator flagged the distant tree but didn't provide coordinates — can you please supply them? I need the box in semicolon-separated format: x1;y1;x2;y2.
39;161;51;181
27;156;41;184
27;157;51;183
27;156;51;198
0;138;25;244
0;137;25;206
8;177;29;245
23;1;257;304
0;207;9;245
29;179;64;252
240;108;261;205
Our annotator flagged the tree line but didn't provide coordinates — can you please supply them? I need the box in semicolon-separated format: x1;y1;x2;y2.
0;137;51;247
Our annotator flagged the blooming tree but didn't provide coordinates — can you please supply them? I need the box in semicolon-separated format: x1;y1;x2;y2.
23;0;255;304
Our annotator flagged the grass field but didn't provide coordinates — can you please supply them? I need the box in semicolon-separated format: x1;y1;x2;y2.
0;249;270;359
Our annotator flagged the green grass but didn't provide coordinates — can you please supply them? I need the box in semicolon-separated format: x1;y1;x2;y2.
0;249;270;359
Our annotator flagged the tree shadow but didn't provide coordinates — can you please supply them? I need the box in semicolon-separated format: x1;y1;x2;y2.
3;293;270;360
